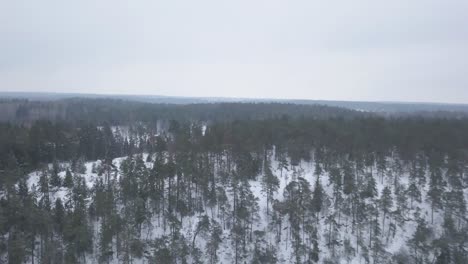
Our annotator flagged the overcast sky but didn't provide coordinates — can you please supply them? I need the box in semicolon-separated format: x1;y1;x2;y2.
1;0;467;103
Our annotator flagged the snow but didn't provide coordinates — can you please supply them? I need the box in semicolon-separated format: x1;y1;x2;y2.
23;151;465;264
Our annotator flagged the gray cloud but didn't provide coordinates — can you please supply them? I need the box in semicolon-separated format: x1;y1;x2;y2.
1;0;468;103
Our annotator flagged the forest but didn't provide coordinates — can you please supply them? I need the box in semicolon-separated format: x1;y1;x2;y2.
1;98;468;263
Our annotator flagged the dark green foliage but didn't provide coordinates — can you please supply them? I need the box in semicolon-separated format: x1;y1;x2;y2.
1;100;468;263
262;159;280;216
50;161;62;188
150;236;174;263
407;182;421;207
252;231;277;264
343;160;355;195
409;220;433;264
63;169;74;188
205;220;222;264
312;177;324;214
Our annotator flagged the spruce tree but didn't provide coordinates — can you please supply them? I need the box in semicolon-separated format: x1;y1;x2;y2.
63;169;74;188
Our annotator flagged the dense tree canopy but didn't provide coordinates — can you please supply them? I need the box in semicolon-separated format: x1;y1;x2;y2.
0;99;468;263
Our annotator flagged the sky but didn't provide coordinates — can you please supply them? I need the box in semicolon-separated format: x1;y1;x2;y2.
1;0;468;103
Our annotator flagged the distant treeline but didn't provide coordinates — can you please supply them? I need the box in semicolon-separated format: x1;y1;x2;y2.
0;99;362;124
1;99;468;173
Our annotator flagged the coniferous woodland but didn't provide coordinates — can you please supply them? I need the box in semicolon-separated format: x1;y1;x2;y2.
1;99;468;263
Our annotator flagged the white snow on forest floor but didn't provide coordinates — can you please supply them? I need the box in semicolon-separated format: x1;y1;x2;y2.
23;153;460;264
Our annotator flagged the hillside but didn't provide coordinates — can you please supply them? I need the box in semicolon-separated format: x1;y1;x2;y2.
23;149;465;263
0;102;467;263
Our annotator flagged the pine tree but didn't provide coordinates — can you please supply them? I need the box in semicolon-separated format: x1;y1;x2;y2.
409;219;432;264
427;167;445;223
54;198;65;234
50;164;62;188
252;231;277;264
277;153;289;178
150;236;173;263
63;169;74;188
205;220;222;264
379;186;393;236
38;169;51;211
343;160;355;195
311;176;324;218
262;160;279;216
8;229;27;264
192;215;210;251
282;178;312;263
362;173;377;199
407;182;421;208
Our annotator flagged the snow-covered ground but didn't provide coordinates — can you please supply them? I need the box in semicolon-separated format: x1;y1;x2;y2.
24;153;456;264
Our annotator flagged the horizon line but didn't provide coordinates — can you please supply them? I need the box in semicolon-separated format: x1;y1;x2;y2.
0;90;467;106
